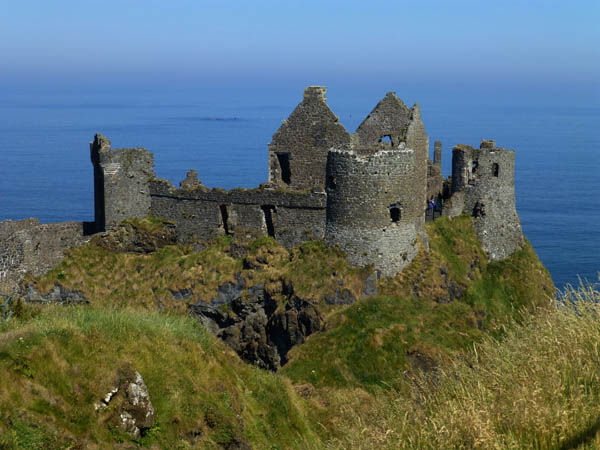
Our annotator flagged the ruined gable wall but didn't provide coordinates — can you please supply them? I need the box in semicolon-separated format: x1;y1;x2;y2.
268;86;350;191
90;134;155;231
450;141;523;260
149;179;326;248
355;92;411;147
0;219;89;293
325;146;421;276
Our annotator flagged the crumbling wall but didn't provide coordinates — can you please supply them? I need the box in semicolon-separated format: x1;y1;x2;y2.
449;140;523;260
149;174;326;248
268;86;351;191
325;146;421;276
427;140;444;200
90;134;155;231
0;219;89;293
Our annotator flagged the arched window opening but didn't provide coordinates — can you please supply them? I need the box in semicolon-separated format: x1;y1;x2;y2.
472;160;479;174
492;163;499;177
379;135;392;145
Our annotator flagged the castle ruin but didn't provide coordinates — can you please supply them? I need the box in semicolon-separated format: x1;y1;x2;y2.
1;86;524;287
89;86;523;276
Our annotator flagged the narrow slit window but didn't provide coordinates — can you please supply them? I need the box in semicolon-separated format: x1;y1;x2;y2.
492;163;499;177
276;153;291;185
261;205;276;237
389;204;401;223
219;204;230;235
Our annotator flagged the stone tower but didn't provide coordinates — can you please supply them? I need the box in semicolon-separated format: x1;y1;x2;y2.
268;86;351;191
325;145;422;277
90;134;155;231
449;139;523;260
355;92;429;231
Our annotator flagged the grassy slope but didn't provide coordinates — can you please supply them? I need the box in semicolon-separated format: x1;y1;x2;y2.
0;306;319;449
281;217;555;390
321;283;600;449
1;215;565;449
29;231;369;313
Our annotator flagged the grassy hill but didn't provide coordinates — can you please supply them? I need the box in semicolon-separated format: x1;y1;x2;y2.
1;214;579;449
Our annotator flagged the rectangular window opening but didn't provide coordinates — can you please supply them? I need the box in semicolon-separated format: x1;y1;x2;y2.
276;153;291;185
492;163;499;177
261;205;276;237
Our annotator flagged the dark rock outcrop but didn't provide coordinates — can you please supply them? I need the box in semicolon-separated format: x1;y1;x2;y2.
22;284;89;305
189;278;322;370
94;220;177;254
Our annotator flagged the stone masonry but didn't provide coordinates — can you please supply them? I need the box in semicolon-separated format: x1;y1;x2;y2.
1;85;525;284
85;86;524;274
0;219;90;293
90;134;154;232
325;145;421;276
446;140;523;259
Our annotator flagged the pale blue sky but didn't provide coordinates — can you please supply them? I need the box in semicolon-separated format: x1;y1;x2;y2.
1;0;598;92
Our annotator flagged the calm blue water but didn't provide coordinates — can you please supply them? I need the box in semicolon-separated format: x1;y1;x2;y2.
1;85;598;290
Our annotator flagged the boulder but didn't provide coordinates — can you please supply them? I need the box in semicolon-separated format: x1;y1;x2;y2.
95;363;155;438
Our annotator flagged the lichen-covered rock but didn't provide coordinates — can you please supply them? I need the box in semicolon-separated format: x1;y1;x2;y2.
95;363;155;438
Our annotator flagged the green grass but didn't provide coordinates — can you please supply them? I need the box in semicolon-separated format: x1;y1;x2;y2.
3;214;565;448
282;217;554;390
319;282;600;449
0;306;320;449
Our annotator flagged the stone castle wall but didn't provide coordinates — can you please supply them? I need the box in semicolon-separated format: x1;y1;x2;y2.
268;86;351;191
0;219;89;293
325;146;422;276
448;140;523;260
0;86;526;287
91;134;154;232
149;175;326;248
355;94;429;232
427;140;444;200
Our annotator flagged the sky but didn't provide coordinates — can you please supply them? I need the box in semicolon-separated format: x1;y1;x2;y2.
1;0;599;96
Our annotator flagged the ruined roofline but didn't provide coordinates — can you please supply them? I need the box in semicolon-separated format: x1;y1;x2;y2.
277;86;422;137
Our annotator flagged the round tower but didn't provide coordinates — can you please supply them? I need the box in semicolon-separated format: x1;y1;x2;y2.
325;145;422;277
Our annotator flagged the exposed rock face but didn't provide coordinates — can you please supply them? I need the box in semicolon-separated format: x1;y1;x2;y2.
93;219;177;253
22;284;89;305
189;275;322;370
95;364;155;438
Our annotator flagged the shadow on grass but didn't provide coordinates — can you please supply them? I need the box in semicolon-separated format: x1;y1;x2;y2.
558;417;600;450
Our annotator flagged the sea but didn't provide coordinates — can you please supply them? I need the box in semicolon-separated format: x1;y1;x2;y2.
1;84;598;290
